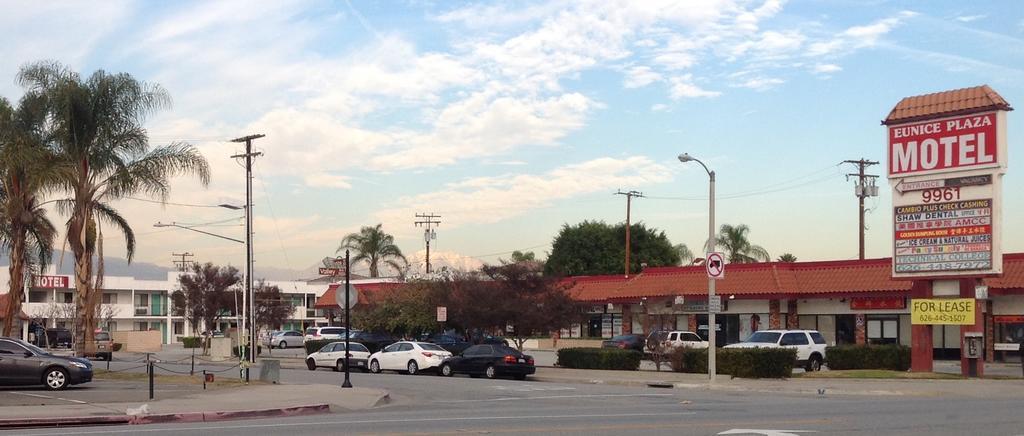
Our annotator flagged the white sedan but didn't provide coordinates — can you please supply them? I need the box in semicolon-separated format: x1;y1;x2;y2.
306;341;371;372
367;341;452;375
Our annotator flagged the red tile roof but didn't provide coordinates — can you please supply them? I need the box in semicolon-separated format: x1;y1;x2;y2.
313;282;403;309
0;294;29;321
883;85;1012;125
566;255;1024;301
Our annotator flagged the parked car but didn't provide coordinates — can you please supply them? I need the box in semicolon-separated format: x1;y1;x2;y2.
601;334;645;353
723;329;827;371
348;331;397;353
0;337;93;390
661;331;708;350
425;334;472;354
83;331;113;361
438;344;535;380
306;341;371;372
478;335;510;347
266;330;304;349
367;341;452;375
45;328;72;348
304;326;352;342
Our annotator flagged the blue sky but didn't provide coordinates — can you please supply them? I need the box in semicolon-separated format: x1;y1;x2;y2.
1;0;1021;278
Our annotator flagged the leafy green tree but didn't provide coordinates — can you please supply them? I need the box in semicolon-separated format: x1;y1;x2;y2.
18;61;210;352
338;223;407;278
777;253;798;262
715;224;770;263
253;280;295;341
0;95;58;336
353;279;445;336
545;220;680;276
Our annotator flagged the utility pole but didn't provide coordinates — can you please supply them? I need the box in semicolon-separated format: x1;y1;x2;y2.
172;252;194;272
414;213;441;274
231;134;264;383
844;159;879;260
615;190;644;277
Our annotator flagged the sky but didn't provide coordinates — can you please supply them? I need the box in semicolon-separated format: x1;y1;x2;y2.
0;0;1021;279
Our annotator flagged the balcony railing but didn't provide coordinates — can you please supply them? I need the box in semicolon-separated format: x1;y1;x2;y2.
135;306;149;316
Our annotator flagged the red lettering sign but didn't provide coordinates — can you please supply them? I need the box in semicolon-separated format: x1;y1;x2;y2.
994;315;1024;323
888;113;997;176
850;297;907;310
33;275;70;288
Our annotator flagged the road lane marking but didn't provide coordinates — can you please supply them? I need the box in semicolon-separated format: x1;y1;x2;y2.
11;392;87;404
19;412;700;435
441;393;675;403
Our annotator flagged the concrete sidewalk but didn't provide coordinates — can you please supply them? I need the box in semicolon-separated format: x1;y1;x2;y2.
0;384;388;429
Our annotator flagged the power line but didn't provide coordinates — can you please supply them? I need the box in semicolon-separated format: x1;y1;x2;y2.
646;162;843;201
125;197;232;208
615;190;644;277
844;158;880;260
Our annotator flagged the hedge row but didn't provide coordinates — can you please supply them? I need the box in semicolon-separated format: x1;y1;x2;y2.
668;347;797;378
825;345;910;371
556;348;641;370
180;337;202;348
304;339;336;355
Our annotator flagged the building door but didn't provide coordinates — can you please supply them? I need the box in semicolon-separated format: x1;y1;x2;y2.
836;315;856;345
588;316;601;338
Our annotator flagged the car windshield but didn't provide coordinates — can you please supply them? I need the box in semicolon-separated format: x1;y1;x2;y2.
745;332;782;343
95;332;110;341
418;343;446;351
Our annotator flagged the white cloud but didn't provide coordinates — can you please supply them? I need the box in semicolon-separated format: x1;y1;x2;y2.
732;76;785;90
668;75;721;99
651;103;670;112
812;63;842;74
374;156;673;232
955;15;986;23
303;173;352;189
806;11;916;57
623;65;663;88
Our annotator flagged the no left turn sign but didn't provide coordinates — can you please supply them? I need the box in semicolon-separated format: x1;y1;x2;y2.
706;252;725;279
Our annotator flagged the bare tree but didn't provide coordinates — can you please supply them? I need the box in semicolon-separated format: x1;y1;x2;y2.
172;262;241;352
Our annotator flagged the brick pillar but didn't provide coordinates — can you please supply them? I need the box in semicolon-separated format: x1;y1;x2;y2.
768;300;781;329
552;328;560;348
960;279;984;377
910;280;933;373
688;314;698;332
786;300;799;329
985;300;995;362
855;314;867;345
622;305;632;335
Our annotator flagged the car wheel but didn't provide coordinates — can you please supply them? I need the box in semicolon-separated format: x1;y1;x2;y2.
439;363;453;377
514;374;527;381
306;359;317;371
279;341;288;349
806;355;823;372
44;367;68;390
369;359;381;374
407;360;419;375
484;365;496;379
335;360;345;372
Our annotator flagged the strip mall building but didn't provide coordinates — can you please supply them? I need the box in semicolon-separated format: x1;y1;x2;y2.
562;254;1024;363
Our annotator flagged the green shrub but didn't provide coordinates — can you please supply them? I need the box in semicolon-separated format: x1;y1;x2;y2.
232;345;263;359
825;345;911;370
304;339;336;355
556;347;641;370
669;347;796;378
180;337;202;348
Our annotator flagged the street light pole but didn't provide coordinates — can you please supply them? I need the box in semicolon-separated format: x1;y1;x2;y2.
679;153;717;383
232;134;264;383
343;250;353;388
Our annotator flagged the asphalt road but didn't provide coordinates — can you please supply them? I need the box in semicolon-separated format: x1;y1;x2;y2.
8;361;1024;435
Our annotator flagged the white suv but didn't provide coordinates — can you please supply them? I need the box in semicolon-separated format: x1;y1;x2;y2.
660;331;709;350
724;329;827;371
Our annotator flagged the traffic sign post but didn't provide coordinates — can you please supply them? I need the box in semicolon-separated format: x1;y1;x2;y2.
706;252;725;279
708;296;722;313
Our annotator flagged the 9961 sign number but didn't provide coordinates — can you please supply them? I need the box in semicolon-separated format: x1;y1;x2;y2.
922;187;960;203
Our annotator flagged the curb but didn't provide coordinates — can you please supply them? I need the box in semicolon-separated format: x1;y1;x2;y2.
0;404;332;429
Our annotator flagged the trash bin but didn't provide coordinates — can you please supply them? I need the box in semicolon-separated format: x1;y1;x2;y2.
259;359;280;384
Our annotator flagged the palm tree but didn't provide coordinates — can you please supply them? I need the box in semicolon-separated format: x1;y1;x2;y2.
674;243;695;265
17;61;210;352
337;224;407;277
777;253;798;262
0;95;57;336
714;224;770;263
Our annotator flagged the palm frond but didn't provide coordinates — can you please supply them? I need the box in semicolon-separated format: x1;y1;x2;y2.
92;201;136;262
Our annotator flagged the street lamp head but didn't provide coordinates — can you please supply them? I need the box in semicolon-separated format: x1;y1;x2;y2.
153;222;168;228
218;204;244;210
678;153;694;163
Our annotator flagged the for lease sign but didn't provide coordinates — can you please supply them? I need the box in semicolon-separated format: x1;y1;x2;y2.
889;113;997;176
910;298;975;325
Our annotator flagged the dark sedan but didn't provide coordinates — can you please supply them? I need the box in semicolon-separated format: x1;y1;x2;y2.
601;334;645;352
427;334;472;355
438;344;535;380
348;331;397;353
0;337;93;390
